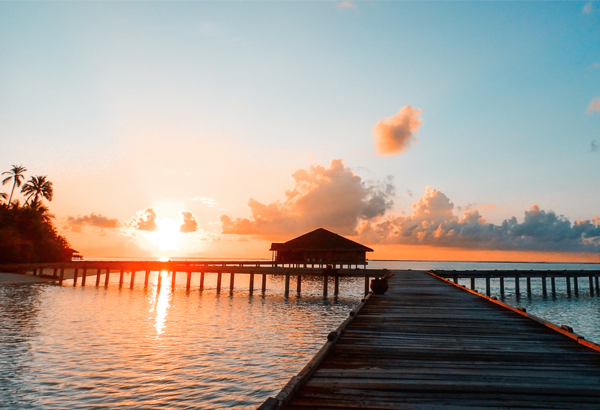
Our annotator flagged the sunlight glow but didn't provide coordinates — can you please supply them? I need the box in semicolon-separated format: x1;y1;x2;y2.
152;218;182;251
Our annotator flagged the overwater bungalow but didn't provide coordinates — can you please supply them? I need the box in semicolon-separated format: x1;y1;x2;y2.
269;228;373;268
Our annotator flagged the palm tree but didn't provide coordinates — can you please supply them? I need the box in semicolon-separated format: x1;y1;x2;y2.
2;165;27;204
21;175;53;205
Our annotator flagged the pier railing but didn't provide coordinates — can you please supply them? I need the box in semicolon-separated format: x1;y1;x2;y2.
431;269;600;297
0;261;387;297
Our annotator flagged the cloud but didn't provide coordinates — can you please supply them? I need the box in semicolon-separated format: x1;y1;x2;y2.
587;97;600;113
358;187;600;253
131;207;158;231
65;213;121;233
180;211;198;233
372;106;422;156
583;2;593;14
221;159;394;237
592;140;598;153
338;1;356;10
190;196;218;207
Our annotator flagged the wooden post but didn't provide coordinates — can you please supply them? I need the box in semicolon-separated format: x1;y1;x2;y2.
526;277;531;294
119;270;124;287
485;276;490;296
157;271;162;288
59;267;64;286
566;276;571;294
217;273;222;293
334;275;339;296
470;278;475;290
589;276;594;296
541;276;547;295
515;276;520;295
574;276;579;294
73;268;79;286
95;269;101;286
81;268;87;287
499;277;504;295
262;273;267;293
323;274;328;297
229;273;235;293
105;269;111;286
453;276;458;284
284;274;290;297
186;271;192;291
249;273;254;295
144;270;150;288
551;276;556;294
171;271;176;290
364;275;369;296
200;272;205;291
53;267;58;279
130;270;136;289
296;275;302;294
595;275;600;295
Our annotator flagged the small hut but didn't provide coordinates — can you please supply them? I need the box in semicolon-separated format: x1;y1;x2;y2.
269;228;373;268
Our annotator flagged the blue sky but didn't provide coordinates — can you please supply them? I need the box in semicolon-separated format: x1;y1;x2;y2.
1;1;599;259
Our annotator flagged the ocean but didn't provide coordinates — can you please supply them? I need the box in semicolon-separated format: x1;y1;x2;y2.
1;260;598;409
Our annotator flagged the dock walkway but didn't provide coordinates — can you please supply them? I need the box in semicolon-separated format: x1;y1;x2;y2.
274;270;600;409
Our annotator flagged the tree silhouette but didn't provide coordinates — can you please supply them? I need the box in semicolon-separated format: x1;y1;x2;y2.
21;175;53;205
2;165;27;204
0;192;7;203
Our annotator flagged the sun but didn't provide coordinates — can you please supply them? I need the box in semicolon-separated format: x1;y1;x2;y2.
152;217;183;251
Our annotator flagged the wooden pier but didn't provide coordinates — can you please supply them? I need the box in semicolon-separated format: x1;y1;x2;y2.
261;270;600;409
0;260;388;297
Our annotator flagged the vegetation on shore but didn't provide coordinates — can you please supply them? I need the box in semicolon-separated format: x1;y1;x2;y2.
0;165;74;264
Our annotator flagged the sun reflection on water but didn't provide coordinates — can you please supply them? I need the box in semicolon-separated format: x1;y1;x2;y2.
150;270;171;336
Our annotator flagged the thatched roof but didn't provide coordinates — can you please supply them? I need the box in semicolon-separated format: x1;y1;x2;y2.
270;228;373;252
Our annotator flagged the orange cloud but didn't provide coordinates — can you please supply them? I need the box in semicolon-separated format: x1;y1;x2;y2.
338;1;356;9
221;159;394;238
179;211;198;233
373;106;422;155
359;187;600;253
131;207;158;231
65;213;120;233
587;97;600;113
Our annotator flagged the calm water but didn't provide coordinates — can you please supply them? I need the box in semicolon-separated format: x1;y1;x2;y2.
1;260;599;409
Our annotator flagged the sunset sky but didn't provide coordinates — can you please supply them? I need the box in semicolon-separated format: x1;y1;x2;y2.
2;1;599;261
